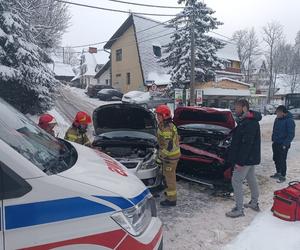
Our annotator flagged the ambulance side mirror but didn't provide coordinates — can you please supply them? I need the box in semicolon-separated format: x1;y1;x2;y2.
0;162;32;200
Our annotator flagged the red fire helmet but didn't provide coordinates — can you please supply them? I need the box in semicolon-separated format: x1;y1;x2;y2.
74;111;92;125
38;114;57;129
155;105;172;120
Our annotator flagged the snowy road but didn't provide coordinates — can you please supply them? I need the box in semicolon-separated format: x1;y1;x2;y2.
54;86;300;250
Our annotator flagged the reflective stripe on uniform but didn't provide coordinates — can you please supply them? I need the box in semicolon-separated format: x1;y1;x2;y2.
66;134;78;141
166;190;177;197
158;124;180;159
157;126;177;139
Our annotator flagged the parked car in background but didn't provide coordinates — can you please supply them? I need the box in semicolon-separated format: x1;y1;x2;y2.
265;104;276;114
97;88;123;101
86;84;113;98
122;91;146;103
286;93;300;119
0;98;163;249
122;91;173;109
173;106;236;188
92;103;162;189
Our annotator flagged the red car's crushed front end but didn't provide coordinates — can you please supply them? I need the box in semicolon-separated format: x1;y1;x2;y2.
173;106;235;186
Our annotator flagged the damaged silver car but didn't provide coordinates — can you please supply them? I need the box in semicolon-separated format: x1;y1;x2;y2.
92;103;162;188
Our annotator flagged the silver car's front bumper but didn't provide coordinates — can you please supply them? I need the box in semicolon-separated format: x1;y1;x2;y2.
120;160;162;189
135;165;162;188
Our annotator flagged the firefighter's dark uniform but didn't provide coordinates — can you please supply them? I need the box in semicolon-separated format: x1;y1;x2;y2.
157;122;181;202
64;126;91;146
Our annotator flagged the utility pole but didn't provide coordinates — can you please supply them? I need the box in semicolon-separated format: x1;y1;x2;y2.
190;6;195;106
267;45;273;104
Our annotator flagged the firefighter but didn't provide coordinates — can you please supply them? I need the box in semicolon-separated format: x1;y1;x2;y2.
155;105;181;207
65;111;92;146
38;114;57;136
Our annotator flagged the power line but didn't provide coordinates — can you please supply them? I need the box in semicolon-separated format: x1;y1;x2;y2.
105;0;184;9
102;29;180;51
55;0;177;17
63;17;175;48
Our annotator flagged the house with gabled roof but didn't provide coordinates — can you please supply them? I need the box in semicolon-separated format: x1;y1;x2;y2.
72;52;100;88
103;14;173;93
95;61;111;85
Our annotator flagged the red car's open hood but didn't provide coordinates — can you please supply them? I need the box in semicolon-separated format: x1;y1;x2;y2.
173;106;235;130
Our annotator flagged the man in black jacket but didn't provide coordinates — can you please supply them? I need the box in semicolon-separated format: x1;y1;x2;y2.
226;99;262;218
271;105;295;183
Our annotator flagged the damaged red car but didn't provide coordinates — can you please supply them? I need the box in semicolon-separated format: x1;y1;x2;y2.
173;106;236;187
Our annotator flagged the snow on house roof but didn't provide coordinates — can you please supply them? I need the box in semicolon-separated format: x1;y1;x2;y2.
145;72;170;86
203;88;251;96
216;43;240;62
217;77;251;87
95;61;110;79
47;62;75;77
133;15;173;85
82;52;98;76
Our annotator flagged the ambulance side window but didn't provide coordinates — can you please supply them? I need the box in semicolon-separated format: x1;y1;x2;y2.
0;162;32;200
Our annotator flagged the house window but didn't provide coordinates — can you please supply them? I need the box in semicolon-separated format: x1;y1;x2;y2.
116;49;122;61
224;61;231;69
105;79;109;85
153;46;162;57
116;73;121;77
127;72;131;85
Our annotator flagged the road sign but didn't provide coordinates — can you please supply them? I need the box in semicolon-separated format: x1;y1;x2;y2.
151;83;157;92
196;89;203;105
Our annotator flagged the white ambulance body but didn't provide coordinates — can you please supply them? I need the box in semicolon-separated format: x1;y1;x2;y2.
0;98;163;250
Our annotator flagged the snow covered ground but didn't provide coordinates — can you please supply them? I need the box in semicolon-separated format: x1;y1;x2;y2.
49;88;300;250
224;211;300;250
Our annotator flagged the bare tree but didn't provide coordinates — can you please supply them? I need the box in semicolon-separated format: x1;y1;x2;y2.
262;21;284;103
295;30;300;52
13;0;70;49
287;49;300;93
233;28;261;83
232;29;248;72
62;47;80;66
245;28;261;83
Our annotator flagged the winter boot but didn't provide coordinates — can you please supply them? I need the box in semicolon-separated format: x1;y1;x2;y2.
225;207;245;218
160;200;176;207
270;173;281;179
244;201;260;212
277;175;286;183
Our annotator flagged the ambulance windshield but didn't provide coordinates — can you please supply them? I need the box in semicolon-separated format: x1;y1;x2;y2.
0;98;77;174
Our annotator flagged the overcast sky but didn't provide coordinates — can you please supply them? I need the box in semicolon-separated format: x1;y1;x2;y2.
62;0;300;63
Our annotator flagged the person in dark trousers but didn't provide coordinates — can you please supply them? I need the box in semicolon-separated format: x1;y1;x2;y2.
271;105;295;183
226;99;262;218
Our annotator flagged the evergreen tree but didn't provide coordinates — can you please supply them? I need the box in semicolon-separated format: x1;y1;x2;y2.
0;0;58;114
160;0;225;86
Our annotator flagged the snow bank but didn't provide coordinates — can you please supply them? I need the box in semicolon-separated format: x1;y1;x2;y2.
224;211;300;250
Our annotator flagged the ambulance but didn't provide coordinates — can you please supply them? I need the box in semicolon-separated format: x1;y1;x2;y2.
0;98;163;250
